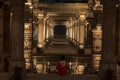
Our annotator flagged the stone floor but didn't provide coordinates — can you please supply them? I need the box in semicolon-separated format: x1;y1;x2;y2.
44;45;77;55
0;73;97;80
44;38;78;55
25;74;98;80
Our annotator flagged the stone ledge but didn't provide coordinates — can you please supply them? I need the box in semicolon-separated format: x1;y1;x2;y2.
25;74;98;80
0;73;98;80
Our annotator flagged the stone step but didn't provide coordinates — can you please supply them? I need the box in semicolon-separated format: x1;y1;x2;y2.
51;38;69;45
51;41;69;45
24;74;98;80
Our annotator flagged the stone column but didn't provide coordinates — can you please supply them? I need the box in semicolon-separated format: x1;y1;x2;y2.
79;22;85;49
38;11;44;48
4;4;12;72
47;25;49;39
99;0;118;80
0;2;4;72
43;18;46;42
45;19;49;40
46;19;51;39
72;25;75;41
116;3;120;61
9;0;25;69
73;20;76;44
48;25;51;39
79;13;86;51
115;5;120;80
47;19;52;39
69;27;71;39
50;27;53;38
69;26;72;40
66;27;69;38
77;19;80;43
74;20;77;43
74;20;77;42
49;27;52;38
68;27;71;38
91;1;103;72
92;24;102;73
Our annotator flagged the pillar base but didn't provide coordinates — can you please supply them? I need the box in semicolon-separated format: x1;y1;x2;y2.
99;61;117;80
9;57;25;70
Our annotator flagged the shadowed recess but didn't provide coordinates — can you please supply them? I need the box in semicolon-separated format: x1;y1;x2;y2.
54;25;66;38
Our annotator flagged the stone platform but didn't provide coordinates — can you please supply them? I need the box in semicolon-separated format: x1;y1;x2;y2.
0;73;98;80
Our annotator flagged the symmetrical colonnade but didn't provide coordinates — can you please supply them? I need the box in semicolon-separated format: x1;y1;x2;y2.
37;14;87;49
0;0;120;80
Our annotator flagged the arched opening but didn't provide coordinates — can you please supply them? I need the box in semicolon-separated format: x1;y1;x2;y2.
54;25;66;39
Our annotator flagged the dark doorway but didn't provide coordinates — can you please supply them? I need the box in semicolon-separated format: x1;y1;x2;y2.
54;25;66;39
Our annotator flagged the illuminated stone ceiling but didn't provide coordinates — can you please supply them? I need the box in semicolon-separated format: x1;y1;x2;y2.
37;3;88;25
25;0;91;26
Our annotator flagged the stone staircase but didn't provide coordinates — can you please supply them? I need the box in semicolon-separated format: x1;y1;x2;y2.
50;38;69;45
44;38;77;55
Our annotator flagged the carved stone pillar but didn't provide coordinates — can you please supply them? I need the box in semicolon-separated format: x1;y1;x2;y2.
47;20;53;38
47;25;50;39
69;27;71;39
92;24;102;72
74;19;77;43
66;27;68;38
68;27;71;39
79;22;85;49
72;25;75;41
66;27;69;38
44;19;47;41
74;20;77;42
77;20;80;43
79;14;86;51
69;27;72;39
72;26;75;42
38;11;45;49
9;0;25;69
49;20;53;38
3;4;11;72
46;26;50;39
99;0;118;80
50;27;53;38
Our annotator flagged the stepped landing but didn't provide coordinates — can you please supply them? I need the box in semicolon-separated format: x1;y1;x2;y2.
44;38;78;55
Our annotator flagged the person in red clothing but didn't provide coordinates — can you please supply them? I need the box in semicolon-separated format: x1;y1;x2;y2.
56;56;68;76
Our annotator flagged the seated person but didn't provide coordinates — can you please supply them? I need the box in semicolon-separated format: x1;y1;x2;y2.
56;56;68;75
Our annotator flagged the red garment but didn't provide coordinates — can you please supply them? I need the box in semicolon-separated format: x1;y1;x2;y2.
56;61;68;75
